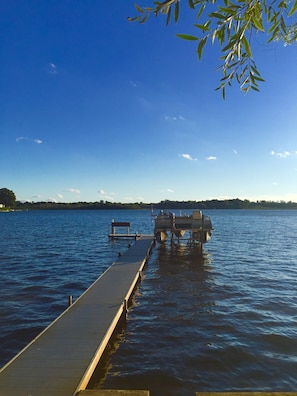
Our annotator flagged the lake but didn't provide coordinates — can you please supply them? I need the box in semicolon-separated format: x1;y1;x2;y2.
1;209;297;395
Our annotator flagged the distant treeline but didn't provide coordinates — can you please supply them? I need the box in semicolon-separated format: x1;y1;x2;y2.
15;198;297;210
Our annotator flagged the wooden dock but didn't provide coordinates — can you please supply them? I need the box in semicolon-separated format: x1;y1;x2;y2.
0;235;155;396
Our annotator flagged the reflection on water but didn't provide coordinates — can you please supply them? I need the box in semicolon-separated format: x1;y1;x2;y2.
96;242;216;396
2;210;297;395
93;212;297;395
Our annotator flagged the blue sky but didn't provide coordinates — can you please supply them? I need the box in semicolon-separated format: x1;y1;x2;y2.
1;1;297;203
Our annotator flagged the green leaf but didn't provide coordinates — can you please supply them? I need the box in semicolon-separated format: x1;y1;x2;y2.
242;35;252;57
194;23;211;32
252;16;264;31
197;3;206;19
217;27;225;44
280;16;286;33
140;14;149;24
278;0;288;9
188;0;195;10
288;0;297;16
222;39;235;52
174;1;180;23
209;12;226;19
197;36;207;59
127;16;141;22
176;33;199;40
251;65;260;76
252;74;265;82
135;3;144;13
166;6;171;25
251;85;260;92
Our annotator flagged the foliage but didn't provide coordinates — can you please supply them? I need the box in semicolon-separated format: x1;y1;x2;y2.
15;198;297;210
0;188;16;208
128;0;297;96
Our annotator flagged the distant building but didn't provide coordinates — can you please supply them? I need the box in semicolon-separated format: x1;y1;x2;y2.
0;204;5;208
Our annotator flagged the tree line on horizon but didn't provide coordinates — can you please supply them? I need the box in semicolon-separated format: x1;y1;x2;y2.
13;198;297;210
2;188;297;210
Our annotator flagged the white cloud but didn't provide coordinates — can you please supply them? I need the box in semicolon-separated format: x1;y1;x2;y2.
124;196;144;202
47;197;58;203
206;156;217;160
129;80;137;87
67;188;80;194
98;190;116;201
179;153;197;161
16;136;42;144
167;188;174;193
165;115;185;121
271;150;293;158
233;149;238;155
57;194;63;199
48;63;58;74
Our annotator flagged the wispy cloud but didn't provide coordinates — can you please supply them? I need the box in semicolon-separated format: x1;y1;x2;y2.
32;195;42;200
206;156;217;161
105;196;115;201
48;63;58;74
233;149;238;155
179;153;197;161
138;97;151;108
66;188;80;194
129;80;137;88
165;115;185;121
47;197;58;203
57;194;63;199
271;150;296;158
167;188;174;193
98;189;116;201
16;136;43;144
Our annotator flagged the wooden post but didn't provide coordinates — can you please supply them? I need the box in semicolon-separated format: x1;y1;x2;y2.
68;295;73;307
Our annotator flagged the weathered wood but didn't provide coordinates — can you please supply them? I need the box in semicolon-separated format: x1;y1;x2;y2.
0;236;154;396
111;222;130;227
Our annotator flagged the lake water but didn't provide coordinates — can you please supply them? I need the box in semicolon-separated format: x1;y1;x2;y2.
1;209;297;395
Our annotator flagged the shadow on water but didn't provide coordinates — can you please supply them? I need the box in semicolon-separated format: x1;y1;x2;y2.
157;240;212;271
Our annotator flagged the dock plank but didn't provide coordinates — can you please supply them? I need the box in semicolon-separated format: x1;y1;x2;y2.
0;236;154;396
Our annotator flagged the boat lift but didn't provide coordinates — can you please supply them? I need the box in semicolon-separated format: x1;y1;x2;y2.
154;210;213;252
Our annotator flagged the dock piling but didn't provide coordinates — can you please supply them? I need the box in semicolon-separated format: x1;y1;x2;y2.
68;295;73;307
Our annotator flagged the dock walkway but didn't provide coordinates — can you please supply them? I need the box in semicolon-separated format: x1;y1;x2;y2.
0;235;155;396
